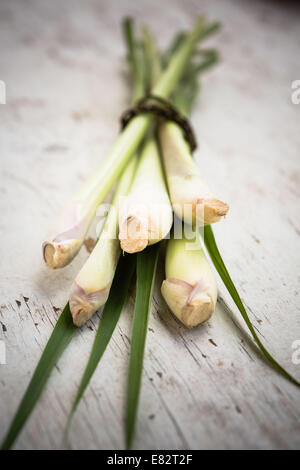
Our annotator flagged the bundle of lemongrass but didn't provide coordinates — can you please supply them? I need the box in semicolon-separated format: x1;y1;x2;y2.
1;16;299;452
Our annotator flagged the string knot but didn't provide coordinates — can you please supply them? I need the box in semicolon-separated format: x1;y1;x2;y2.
120;94;197;151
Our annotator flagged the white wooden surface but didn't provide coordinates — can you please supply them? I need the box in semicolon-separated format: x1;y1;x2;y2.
0;0;299;450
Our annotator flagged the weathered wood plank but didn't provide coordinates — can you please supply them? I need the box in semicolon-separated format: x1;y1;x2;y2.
0;0;299;450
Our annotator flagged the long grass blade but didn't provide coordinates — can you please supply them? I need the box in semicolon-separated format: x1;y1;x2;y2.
123;17;145;102
204;224;300;387
125;245;159;449
1;303;77;450
162;32;187;67
67;253;136;424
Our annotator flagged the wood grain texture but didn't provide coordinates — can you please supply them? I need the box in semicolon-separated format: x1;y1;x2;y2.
0;0;299;450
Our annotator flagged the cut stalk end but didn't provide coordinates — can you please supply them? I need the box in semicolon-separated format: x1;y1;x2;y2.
194;197;229;225
173;194;229;226
119;216;149;253
118;138;173;253
162;233;217;328
43;239;81;269
203;198;229;222
69;281;110;327
161;278;215;328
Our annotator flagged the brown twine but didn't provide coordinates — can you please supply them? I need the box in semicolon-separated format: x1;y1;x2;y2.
120;94;197;151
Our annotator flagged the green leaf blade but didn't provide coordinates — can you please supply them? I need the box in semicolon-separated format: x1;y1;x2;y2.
68;253;136;421
204;224;299;387
125;245;159;449
1;303;77;450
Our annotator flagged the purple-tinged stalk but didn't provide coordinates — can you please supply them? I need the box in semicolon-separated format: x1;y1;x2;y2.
69;156;137;327
161;230;217;328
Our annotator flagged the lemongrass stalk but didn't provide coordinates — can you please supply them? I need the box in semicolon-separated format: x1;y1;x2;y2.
69;155;137;326
172;49;219;114
161;231;217;328
123;17;145;104
141;26;162;89
159;121;229;226
118;26;170;254
158;25;228;227
69;19;147;325
152;16;205;97
162;32;186;68
69;18;145;326
43;16;207;268
119;136;173;253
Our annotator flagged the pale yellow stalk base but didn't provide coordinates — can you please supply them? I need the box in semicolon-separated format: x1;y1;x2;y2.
161;233;217;328
159;122;229;226
119;138;173;253
70;283;111;327
69;155;137;326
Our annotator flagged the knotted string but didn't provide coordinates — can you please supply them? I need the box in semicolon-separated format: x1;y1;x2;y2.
120;94;197;151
